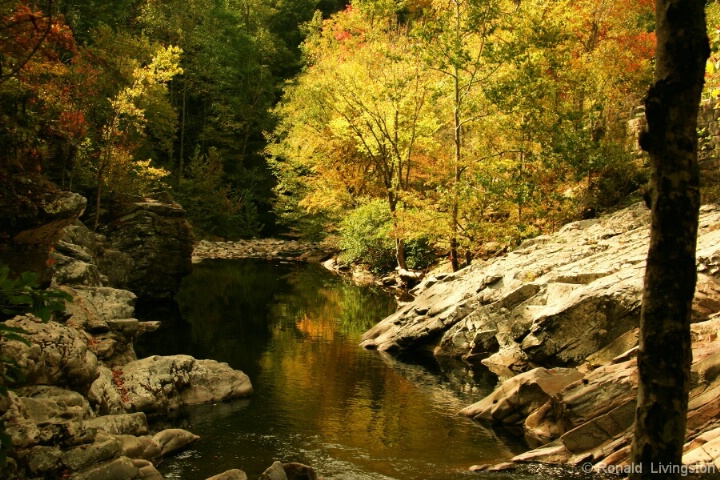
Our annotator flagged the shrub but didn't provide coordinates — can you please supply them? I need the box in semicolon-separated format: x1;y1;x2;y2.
339;200;396;273
339;200;436;273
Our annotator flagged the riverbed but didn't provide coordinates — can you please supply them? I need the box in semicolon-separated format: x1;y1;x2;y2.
135;259;547;479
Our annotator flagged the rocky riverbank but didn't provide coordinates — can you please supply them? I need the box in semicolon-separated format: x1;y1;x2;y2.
192;239;329;263
361;202;720;474
0;189;280;479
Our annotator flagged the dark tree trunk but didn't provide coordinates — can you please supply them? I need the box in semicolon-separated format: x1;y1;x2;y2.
630;2;709;479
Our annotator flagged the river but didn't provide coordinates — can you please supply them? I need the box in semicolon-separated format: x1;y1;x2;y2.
135;259;584;480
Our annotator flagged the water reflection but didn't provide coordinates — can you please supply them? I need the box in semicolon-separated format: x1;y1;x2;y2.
136;259;528;479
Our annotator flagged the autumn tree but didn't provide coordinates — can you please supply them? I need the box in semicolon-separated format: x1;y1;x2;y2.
0;1;83;172
414;0;503;271
630;1;710;478
481;0;653;236
87;45;182;229
270;5;437;269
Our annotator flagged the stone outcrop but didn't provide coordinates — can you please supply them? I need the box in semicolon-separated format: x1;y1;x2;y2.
1;315;100;392
361;203;720;376
87;355;253;415
0;386;165;479
0;173;86;282
103;198;193;301
0;186;263;479
357;201;720;473
60;285;159;367
459;313;720;472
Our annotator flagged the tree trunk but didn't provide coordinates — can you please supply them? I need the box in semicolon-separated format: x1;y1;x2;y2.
388;193;408;270
178;82;187;183
449;14;462;273
630;2;709;479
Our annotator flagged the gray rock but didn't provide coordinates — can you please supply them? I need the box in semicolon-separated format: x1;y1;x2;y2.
87;367;126;415
104;199;193;301
0;315;99;391
260;461;289;480
1;391;94;450
51;250;102;286
73;455;142;480
14;385;94;418
0;181;86;284
20;445;62;475
59;286;148;366
205;469;248;480
96;248;134;289
89;355;252;414
72;287;137;322
361;203;720;374
459;368;584;424
135;459;165;480
113;434;162;461
84;413;149;436
61;437;122;472
283;462;319;480
152;428;200;457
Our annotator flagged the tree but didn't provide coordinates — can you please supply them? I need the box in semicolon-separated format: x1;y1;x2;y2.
414;0;503;271
90;45;182;229
0;0;55;86
270;5;436;269
630;1;710;478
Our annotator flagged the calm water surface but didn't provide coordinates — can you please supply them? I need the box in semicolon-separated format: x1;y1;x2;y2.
136;259;557;480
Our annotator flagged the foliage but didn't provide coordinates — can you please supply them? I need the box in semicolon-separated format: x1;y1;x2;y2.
403;237;436;271
269;5;438;268
74;43;183;228
0;0;333;238
339;200;396;273
270;0;653;269
339;199;435;273
176;147;263;239
703;1;720;104
0;264;71;466
0;0;661;265
0;267;70;324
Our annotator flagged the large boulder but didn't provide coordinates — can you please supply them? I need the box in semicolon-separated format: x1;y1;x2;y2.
60;286;158;367
103;198;193;301
88;355;252;414
206;470;248;480
0;315;99;392
0;388;94;450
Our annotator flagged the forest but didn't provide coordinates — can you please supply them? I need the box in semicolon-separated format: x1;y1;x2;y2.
0;0;718;272
0;1;718;479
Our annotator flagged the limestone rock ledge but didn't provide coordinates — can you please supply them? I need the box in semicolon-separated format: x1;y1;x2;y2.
461;315;720;473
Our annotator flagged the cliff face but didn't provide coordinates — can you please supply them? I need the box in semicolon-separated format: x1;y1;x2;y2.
102;198;193;302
